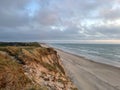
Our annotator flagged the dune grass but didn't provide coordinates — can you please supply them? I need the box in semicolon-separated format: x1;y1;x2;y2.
0;42;77;90
0;53;31;90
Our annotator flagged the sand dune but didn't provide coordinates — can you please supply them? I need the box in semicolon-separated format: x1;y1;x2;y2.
56;49;120;90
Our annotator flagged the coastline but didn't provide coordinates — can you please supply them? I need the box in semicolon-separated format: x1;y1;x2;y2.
47;43;120;68
56;49;120;90
42;44;120;90
56;48;120;69
40;44;120;90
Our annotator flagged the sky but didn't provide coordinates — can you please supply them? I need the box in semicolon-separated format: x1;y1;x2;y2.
0;0;120;43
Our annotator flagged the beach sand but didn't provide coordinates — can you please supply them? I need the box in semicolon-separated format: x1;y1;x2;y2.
56;49;120;90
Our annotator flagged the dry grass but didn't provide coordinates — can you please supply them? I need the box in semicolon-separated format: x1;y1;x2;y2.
0;46;65;73
0;52;49;90
0;46;62;89
0;53;32;90
0;43;77;90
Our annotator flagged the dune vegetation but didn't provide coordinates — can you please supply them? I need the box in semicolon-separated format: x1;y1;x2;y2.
0;42;77;90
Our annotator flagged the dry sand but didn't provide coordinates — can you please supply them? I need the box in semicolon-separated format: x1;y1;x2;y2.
56;49;120;90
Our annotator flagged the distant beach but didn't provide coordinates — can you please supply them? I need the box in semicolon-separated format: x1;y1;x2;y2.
56;48;120;90
51;43;120;68
43;43;120;90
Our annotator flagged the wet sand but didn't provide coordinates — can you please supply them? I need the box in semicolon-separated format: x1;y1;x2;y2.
56;49;120;90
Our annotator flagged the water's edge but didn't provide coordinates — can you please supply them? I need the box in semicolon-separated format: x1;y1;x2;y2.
49;44;120;68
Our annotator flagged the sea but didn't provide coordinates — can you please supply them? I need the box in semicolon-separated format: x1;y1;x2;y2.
50;43;120;68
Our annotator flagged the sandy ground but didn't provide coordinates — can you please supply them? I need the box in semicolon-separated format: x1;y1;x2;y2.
56;49;120;90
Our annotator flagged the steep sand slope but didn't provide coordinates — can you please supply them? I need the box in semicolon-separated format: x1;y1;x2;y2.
57;49;120;90
0;43;77;90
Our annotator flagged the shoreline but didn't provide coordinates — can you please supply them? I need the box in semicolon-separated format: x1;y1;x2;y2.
56;49;120;90
41;43;120;69
48;44;120;68
41;43;120;90
56;48;120;69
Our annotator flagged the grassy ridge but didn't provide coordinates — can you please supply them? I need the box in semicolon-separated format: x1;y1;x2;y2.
0;42;41;47
0;42;48;90
0;42;77;90
0;52;40;90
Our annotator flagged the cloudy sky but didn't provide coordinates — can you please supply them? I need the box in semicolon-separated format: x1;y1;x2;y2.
0;0;120;43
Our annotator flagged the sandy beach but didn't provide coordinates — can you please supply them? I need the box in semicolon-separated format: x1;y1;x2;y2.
56;49;120;90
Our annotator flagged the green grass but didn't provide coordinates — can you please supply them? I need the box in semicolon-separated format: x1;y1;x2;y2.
0;42;41;47
42;62;57;71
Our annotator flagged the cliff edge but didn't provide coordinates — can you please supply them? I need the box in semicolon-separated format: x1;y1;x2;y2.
0;42;77;90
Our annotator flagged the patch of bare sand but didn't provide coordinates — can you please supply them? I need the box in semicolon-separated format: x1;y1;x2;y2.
56;49;120;90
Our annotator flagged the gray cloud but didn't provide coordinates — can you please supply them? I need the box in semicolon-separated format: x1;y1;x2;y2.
34;10;60;25
0;0;30;28
0;0;120;42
